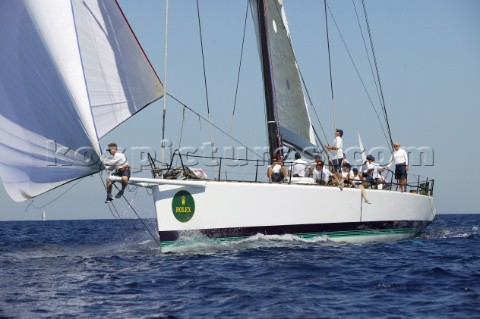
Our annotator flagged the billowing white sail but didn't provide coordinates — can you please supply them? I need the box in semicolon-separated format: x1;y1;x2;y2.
0;0;164;202
72;0;163;138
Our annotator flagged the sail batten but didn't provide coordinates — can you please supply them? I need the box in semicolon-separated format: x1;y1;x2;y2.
0;0;163;202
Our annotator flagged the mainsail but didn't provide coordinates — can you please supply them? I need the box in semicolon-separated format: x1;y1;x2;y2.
0;0;163;202
250;0;317;159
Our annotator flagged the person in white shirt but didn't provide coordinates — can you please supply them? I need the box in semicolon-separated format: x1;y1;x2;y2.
313;160;339;186
290;152;307;177
306;155;322;177
362;155;385;187
387;142;409;192
103;142;130;202
326;129;344;173
341;162;353;187
267;156;286;183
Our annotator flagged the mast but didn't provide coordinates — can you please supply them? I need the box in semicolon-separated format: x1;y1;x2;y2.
252;0;282;161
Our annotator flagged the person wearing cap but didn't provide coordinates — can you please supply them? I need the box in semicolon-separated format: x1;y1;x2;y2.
103;142;130;202
326;129;346;190
362;155;385;188
267;156;286;183
326;129;344;173
341;162;353;187
290;152;307;177
386;142;409;192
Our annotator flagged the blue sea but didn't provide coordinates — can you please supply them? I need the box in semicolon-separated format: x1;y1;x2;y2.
1;215;479;318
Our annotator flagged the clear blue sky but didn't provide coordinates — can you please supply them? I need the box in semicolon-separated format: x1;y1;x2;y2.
1;0;479;221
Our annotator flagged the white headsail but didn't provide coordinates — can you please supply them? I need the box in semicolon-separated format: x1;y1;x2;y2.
357;132;367;163
0;0;163;202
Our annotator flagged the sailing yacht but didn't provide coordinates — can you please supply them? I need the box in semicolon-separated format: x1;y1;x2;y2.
0;0;435;246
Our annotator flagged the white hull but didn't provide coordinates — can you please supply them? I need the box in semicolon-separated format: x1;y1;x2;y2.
141;179;436;245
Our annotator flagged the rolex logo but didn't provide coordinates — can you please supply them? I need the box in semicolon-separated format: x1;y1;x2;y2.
173;191;195;223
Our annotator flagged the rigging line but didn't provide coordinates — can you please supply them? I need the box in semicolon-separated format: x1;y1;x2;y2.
118;192;161;247
179;153;268;163
167;92;264;160
195;0;210;115
311;126;328;155
226;0;249;179
362;0;394;148
361;0;385;112
106;197;138;240
326;3;390;146
110;199;160;248
121;185;139;217
25;177;85;212
99;172;161;247
230;1;249;123
298;67;329;148
351;0;382;105
106;186;132;220
323;0;341;166
107;200;123;219
161;0;169;165
175;106;186;167
324;0;337;135
196;0;216;175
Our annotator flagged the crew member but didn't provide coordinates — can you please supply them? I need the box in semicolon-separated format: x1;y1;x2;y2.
103;142;130;202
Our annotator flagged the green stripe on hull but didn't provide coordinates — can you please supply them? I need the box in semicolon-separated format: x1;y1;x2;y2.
297;228;415;239
159;228;416;248
159;235;250;248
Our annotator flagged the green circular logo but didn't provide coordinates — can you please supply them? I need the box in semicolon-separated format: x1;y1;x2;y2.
172;190;195;223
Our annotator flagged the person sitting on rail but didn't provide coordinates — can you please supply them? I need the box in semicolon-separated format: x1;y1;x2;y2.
313;160;339;186
267;156;287;183
351;167;371;204
306;155;322;177
341;162;353;187
103;142;130;203
361;155;386;188
290;152;308;177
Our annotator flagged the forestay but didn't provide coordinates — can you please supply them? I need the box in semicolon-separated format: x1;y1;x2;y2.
0;0;163;202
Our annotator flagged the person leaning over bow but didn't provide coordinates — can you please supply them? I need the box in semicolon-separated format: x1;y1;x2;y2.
386;142;409;192
103;142;130;202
